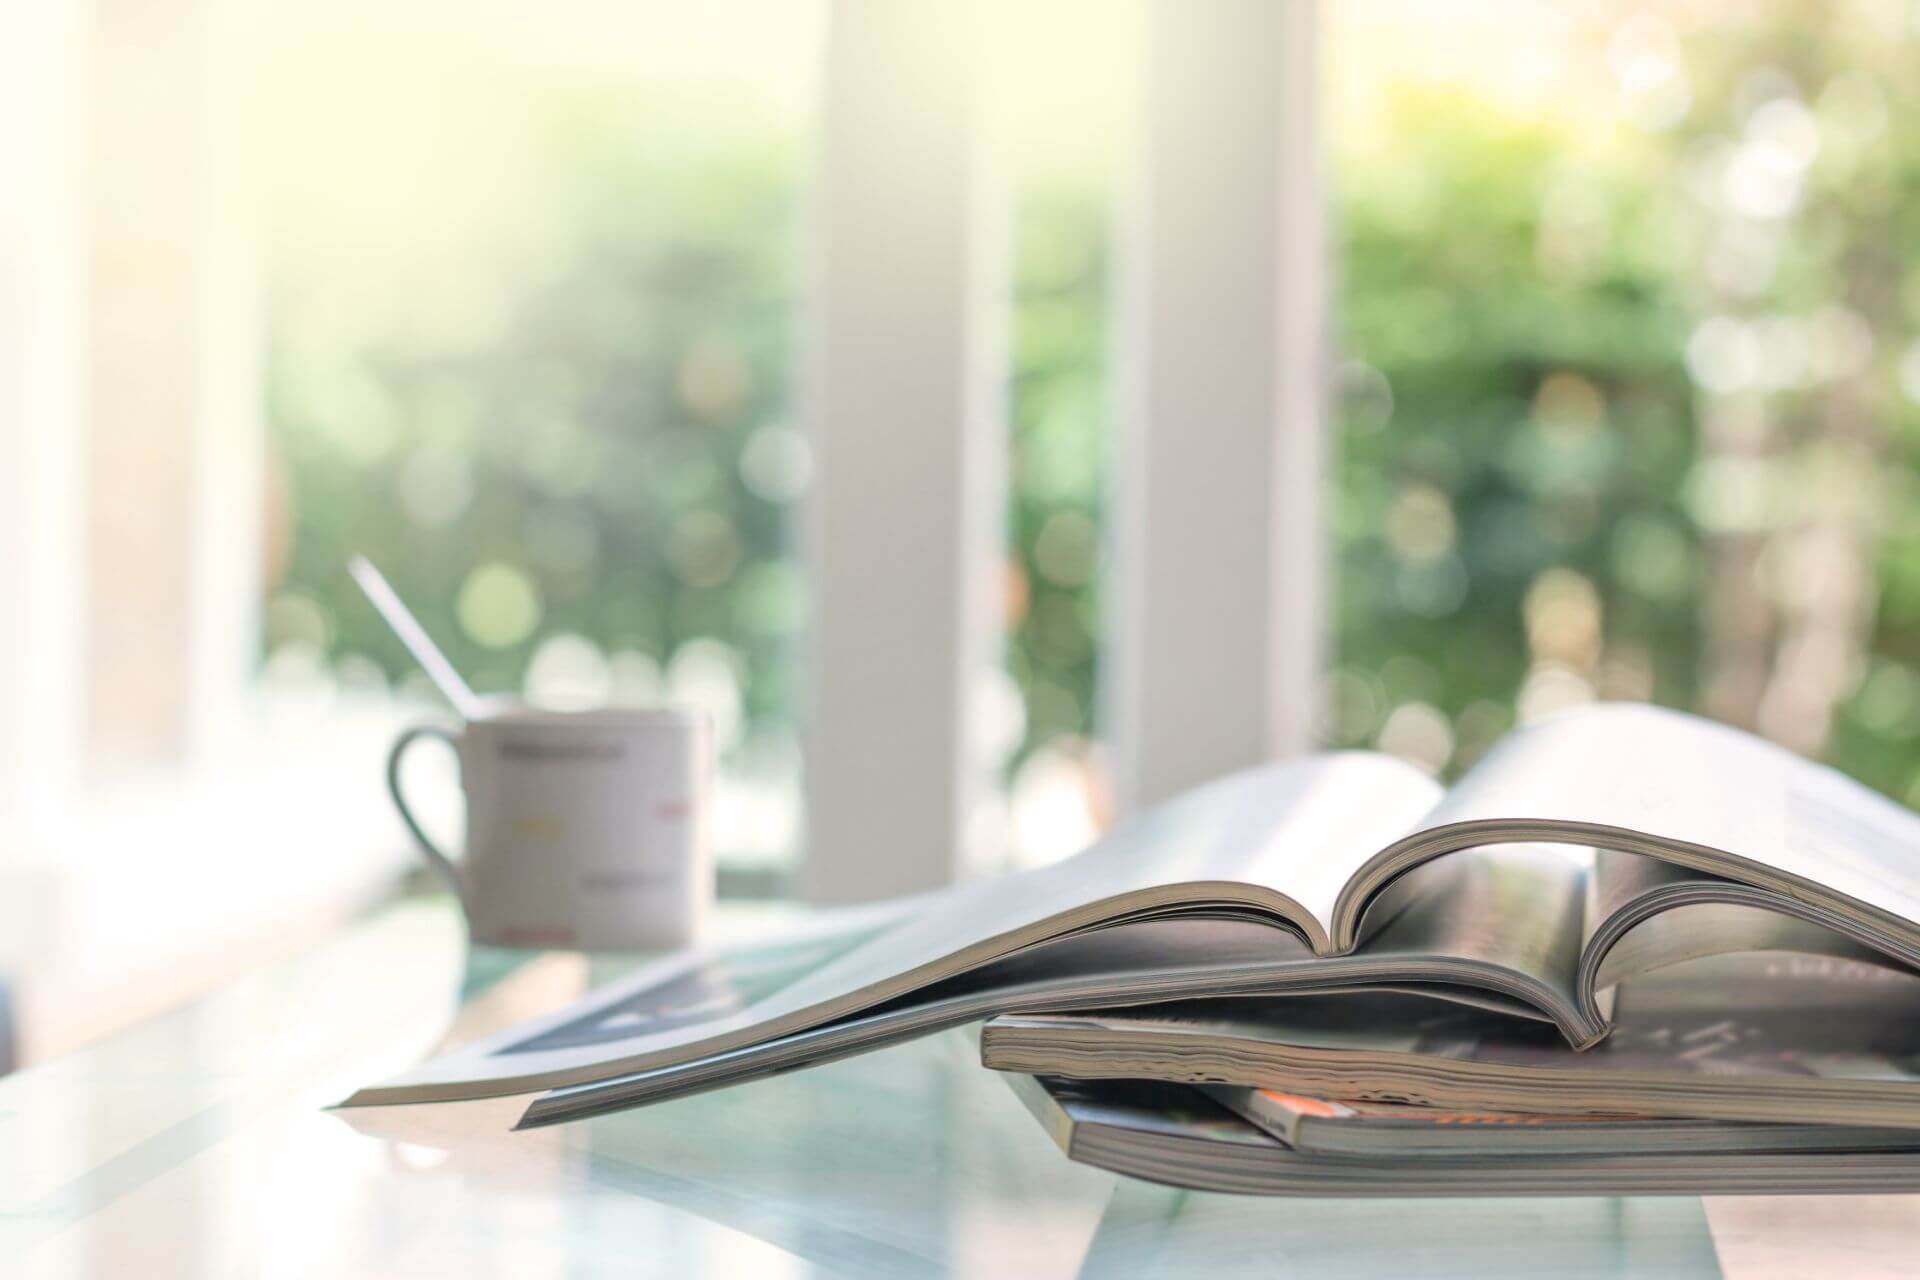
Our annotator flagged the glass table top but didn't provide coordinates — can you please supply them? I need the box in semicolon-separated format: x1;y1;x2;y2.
0;896;1911;1278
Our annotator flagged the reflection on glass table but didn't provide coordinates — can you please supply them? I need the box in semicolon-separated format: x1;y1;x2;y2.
0;896;1913;1278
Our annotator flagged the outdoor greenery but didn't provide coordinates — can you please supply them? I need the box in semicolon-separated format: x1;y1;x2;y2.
1324;3;1920;803
267;2;1920;879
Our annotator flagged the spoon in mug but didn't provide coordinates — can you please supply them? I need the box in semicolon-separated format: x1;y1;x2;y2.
348;555;483;719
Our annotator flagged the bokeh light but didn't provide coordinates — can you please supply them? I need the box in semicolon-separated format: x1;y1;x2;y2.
457;563;542;650
257;0;1920;886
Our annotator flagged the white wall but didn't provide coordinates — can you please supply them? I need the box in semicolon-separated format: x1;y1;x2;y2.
0;0;90;832
84;0;263;776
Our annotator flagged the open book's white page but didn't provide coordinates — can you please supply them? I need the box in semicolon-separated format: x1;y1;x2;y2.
356;753;1439;1100
705;751;1437;1017
1421;703;1920;931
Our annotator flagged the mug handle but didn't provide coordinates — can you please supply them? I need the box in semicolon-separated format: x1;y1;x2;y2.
387;725;471;913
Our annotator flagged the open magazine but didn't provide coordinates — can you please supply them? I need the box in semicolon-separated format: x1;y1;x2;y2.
979;958;1920;1128
345;703;1920;1126
1004;1072;1920;1197
1197;1085;1920;1158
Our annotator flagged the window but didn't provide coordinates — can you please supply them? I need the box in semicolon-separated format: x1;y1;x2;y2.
261;3;825;892
9;0;1919;926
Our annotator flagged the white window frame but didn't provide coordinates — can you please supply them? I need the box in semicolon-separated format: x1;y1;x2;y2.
802;0;1009;903
1105;0;1326;813
803;0;1326;896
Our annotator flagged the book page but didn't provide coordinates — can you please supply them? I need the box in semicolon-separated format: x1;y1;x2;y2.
353;752;1440;1102
1415;703;1920;939
988;955;1920;1085
1362;846;1588;1011
1590;901;1890;992
767;750;1439;1008
1585;850;1706;934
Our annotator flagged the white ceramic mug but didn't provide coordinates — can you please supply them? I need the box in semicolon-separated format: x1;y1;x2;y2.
388;704;710;951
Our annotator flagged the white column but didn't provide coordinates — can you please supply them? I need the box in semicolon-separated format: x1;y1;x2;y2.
85;0;263;775
803;0;1006;903
1106;0;1327;813
186;0;266;759
0;0;90;830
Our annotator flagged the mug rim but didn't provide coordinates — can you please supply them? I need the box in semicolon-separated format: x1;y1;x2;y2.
467;699;705;730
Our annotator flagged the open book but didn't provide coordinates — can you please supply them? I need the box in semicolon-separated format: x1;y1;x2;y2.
346;703;1920;1126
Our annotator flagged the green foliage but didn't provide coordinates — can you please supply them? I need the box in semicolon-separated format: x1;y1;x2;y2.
1009;175;1111;753
270;84;805;734
1331;90;1699;766
272;9;1920;850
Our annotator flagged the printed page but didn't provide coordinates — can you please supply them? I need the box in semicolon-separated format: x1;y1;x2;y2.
989;956;1920;1082
1585;850;1706;934
1361;845;1588;1008
1590;901;1889;992
1415;703;1920;936
1583;849;1894;994
1466;955;1920;1081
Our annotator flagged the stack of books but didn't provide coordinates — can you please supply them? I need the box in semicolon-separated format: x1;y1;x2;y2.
349;704;1920;1195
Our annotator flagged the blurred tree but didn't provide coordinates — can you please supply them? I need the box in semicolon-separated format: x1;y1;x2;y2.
1657;2;1920;798
269;2;1920;874
1331;0;1920;806
268;82;807;797
1331;87;1697;773
1008;174;1112;759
